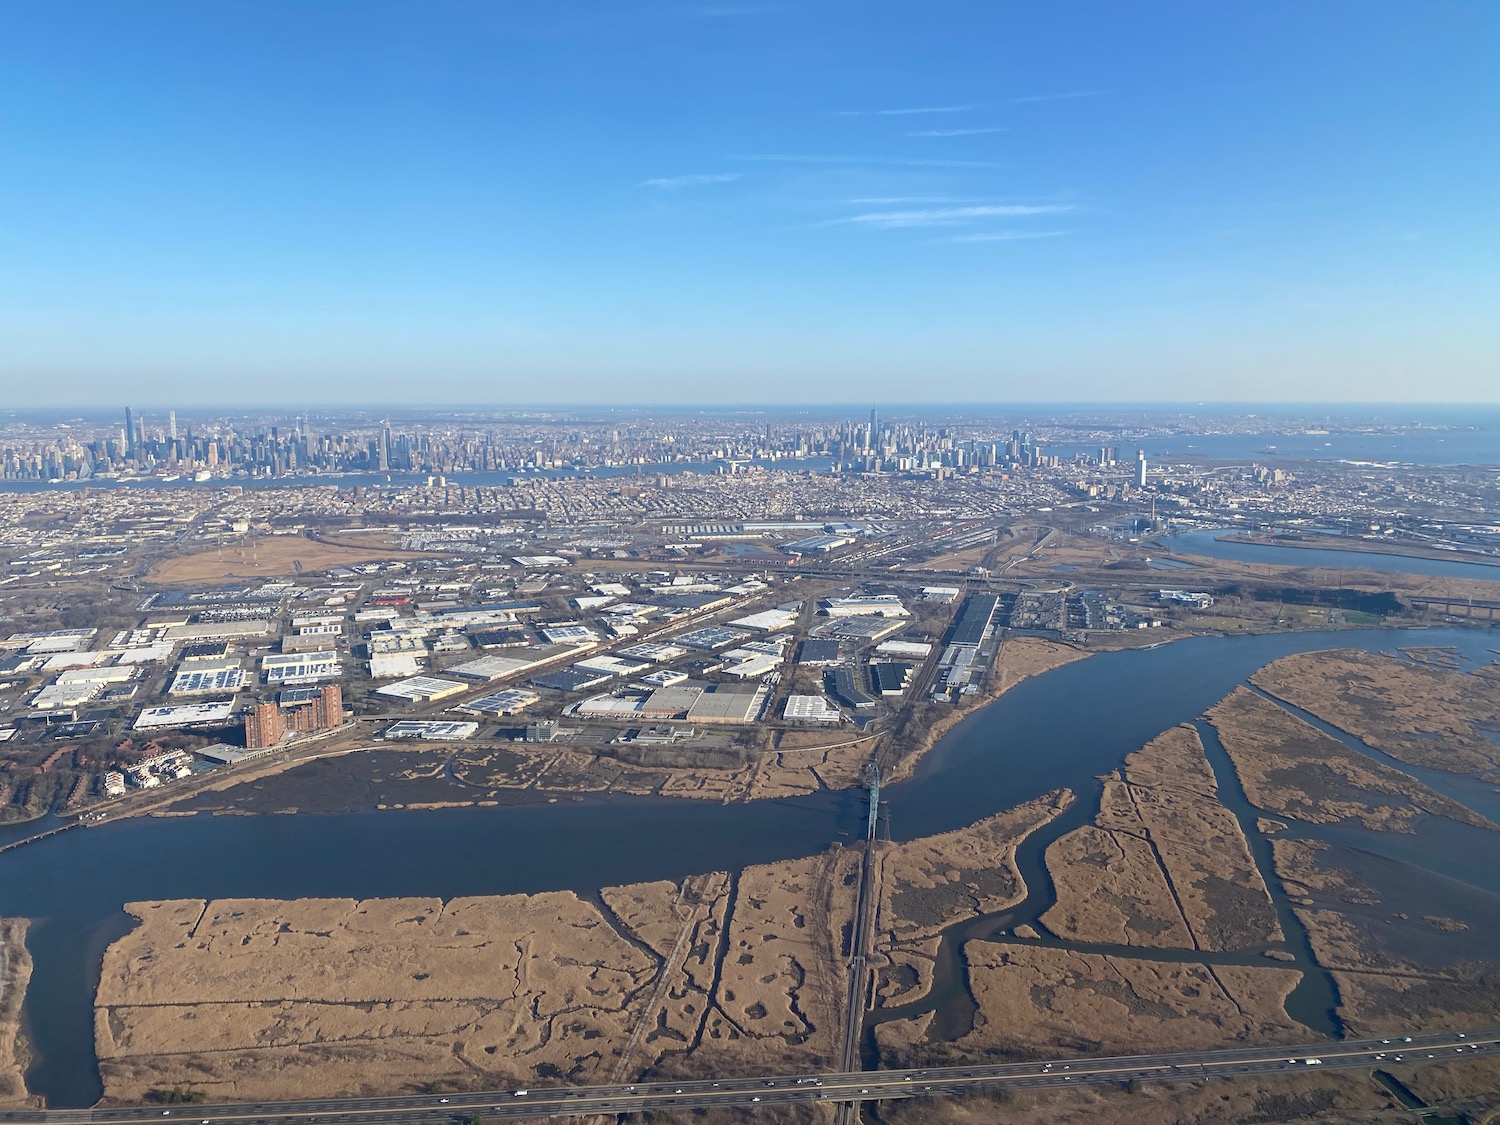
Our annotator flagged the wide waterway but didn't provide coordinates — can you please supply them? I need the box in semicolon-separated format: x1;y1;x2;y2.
1163;528;1500;583
3;625;1498;1106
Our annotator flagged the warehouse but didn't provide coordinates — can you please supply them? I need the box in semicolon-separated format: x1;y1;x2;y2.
383;720;478;740
685;683;768;725
797;639;843;666
827;667;875;710
168;660;247;695
815;616;906;644
675;626;750;651
728;604;800;631
459;688;541;715
262;652;342;685
375;676;467;704
821;594;909;618
783;695;843;724
134;701;237;730
871;662;914;696
531;666;615;693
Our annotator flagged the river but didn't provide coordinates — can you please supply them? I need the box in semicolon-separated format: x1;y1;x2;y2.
1163;529;1500;584
3;625;1498;1105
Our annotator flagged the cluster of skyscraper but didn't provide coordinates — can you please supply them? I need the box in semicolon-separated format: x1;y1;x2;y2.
0;407;1150;485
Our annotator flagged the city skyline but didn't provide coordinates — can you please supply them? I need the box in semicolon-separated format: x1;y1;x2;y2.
3;1;1497;405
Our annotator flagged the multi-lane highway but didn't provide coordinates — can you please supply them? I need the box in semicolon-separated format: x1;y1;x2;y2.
3;1029;1494;1124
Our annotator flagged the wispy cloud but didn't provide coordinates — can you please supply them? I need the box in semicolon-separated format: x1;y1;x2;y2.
834;104;975;117
639;172;742;189
850;196;989;204
907;127;1008;138
834;204;1073;229
947;230;1071;243
1010;90;1104;105
739;154;1001;169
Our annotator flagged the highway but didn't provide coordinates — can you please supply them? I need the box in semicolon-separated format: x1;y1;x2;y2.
3;1030;1494;1124
831;768;882;1125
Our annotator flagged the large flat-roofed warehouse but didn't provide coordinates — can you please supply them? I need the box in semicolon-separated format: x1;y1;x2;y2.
574;654;652;677
133;700;236;730
168;660;247;695
922;586;962;603
719;643;786;678
685;683;768;724
576;694;647;718
654;591;734;613
179;641;229;660
797;639;843;666
448;645;577;682
876;639;934;659
162;619;276;642
40;650;108;671
383;720;479;740
53;664;132;684
459;689;541;715
729;605;800;632
821;594;910;618
783;694;843;724
780;534;850;555
675;626;751;651
5;628;97;653
469;626;532;649
948;593;1000;648
531;666;615;693
815;615;905;644
619;642;688;663
261;652;341;685
871;662;914;696
538;623;599;646
30;680;107;710
374;675;466;704
827;667;876;710
640;684;706;718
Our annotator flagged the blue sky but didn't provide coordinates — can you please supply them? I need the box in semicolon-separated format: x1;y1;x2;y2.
2;0;1496;405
